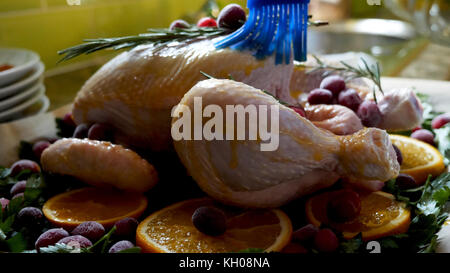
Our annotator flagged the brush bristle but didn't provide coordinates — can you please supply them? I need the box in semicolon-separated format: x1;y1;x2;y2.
215;0;310;65
247;0;309;8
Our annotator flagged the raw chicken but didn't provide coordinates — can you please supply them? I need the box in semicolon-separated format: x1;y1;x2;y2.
305;104;363;135
173;79;400;208
41;138;158;193
73;38;293;151
378;88;424;131
292;59;424;132
73;38;423;151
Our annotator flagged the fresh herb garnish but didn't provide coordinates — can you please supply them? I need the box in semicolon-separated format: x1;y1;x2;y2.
58;10;327;63
380;173;450;253
236;248;265;253
435;125;450;166
298;55;383;103
58;27;233;63
415;93;449;165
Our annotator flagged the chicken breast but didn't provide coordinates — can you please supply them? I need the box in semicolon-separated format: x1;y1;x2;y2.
172;79;400;208
73;38;423;152
41;138;158;193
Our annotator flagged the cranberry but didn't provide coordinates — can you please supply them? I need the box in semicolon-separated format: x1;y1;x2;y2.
192;206;227;236
327;189;361;223
71;221;105;241
411;129;435;146
35;228;70;251
290;106;306;117
33;141;51;159
10;181;26;196
58;235;93;249
108;240;135;253
169;19;190;30
114;217;139;237
432;113;450;129
392;144;403;166
217;4;247;30
338;89;362;111
63;112;76;128
197;17;217;28
307;89;333;105
12;192;24;201
88;123;113;141
292;224;319;243
73;124;89;139
10;160;41;176
314;229;339;253
396;174;418;190
357;101;382;128
320;75;346;97
16;207;44;229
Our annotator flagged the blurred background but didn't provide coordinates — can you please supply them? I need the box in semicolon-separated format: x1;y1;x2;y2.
0;0;449;116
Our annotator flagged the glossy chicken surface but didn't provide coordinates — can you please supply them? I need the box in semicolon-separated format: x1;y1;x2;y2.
73;38;293;151
173;79;400;208
73;38;423;152
41;138;158;193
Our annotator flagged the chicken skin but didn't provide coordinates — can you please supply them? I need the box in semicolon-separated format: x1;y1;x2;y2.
41;138;158;193
73;38;423;152
172;79;400;208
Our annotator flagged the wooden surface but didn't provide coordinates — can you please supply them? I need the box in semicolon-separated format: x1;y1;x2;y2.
0;77;449;168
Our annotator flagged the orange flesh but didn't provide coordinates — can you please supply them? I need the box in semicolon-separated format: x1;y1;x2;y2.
393;139;435;169
309;191;403;233
43;187;148;228
138;199;288;253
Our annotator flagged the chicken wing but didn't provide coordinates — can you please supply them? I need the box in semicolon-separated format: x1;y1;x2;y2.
41;138;158;193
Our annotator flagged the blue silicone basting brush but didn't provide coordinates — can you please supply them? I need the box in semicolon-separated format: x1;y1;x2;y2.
214;0;310;65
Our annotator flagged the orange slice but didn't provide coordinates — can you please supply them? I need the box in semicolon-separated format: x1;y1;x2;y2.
42;187;148;229
136;198;292;253
306;191;410;241
390;134;446;184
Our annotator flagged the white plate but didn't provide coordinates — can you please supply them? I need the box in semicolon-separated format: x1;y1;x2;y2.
0;48;40;87
0;81;42;112
0;61;44;100
0;85;46;123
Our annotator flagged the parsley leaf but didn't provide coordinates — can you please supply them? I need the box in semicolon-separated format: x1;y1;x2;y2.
382;173;450;253
236;248;265;253
339;234;363;253
39;243;88;254
435;124;450;166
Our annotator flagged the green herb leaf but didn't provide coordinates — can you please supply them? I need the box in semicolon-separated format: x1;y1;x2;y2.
200;71;216;79
435;124;450;166
6;232;28;253
300;55;384;102
236;248;265;253
39;243;88;254
88;226;116;253
116;247;142;254
339;235;363;253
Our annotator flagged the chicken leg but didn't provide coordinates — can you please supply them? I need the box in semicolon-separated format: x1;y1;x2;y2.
173;79;400;208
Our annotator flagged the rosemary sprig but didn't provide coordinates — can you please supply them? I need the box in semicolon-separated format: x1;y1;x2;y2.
58;17;328;63
302;55;384;103
58;27;232;62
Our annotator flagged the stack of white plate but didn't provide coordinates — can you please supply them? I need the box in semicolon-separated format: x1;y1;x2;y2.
0;48;49;123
